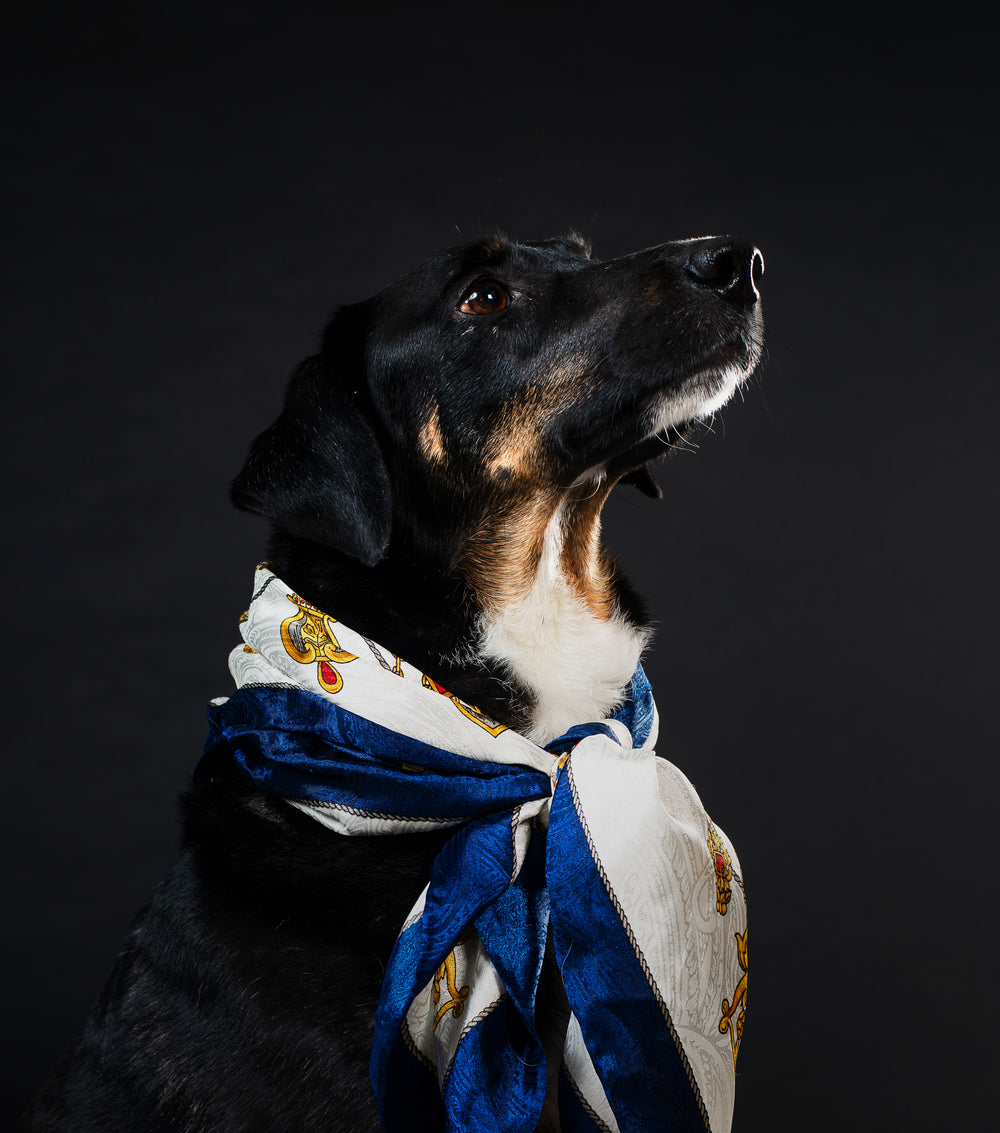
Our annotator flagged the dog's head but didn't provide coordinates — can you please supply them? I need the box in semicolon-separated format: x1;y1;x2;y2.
233;232;763;605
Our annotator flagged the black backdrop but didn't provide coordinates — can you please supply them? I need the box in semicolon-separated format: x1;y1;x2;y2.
5;4;997;1129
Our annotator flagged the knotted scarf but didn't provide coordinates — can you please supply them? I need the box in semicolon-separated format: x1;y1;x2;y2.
203;566;748;1133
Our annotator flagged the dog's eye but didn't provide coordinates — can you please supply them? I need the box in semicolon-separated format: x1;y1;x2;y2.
458;279;510;315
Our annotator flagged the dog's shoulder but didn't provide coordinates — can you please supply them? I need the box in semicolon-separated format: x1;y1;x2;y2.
29;758;450;1132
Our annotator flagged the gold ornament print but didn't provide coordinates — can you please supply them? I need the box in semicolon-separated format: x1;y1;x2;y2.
421;675;507;737
719;930;748;1066
432;937;471;1030
280;594;358;693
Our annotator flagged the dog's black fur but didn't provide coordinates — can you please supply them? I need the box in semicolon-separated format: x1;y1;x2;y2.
28;232;763;1132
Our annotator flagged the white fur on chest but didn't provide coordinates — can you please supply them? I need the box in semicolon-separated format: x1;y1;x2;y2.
479;511;649;743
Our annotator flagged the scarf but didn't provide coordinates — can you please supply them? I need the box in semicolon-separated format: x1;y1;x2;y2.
203;565;748;1133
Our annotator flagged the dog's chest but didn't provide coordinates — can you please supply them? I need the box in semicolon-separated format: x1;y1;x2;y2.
479;514;649;744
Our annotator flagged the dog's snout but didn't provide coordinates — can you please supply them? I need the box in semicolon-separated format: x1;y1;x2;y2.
684;238;763;306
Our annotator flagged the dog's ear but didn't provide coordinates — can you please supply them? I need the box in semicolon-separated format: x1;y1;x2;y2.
231;312;392;566
531;231;593;259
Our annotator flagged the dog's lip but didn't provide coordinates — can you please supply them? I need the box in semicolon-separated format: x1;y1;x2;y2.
694;339;741;372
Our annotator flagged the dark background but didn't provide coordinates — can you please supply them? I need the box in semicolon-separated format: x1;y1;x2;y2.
4;3;997;1128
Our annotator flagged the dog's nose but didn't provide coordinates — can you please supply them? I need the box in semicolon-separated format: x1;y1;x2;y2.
684;238;763;307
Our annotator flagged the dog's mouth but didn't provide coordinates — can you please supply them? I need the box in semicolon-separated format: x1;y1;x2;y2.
567;331;762;496
647;326;762;431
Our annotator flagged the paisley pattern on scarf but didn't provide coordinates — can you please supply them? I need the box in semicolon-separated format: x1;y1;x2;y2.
204;565;748;1133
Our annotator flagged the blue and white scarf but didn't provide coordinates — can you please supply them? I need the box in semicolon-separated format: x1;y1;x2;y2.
204;566;748;1133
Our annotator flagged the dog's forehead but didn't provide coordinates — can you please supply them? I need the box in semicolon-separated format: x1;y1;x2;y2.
457;233;593;272
452;233;593;277
376;235;592;312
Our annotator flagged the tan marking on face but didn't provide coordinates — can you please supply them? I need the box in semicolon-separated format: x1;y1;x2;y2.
419;405;447;464
483;362;598;480
483;414;542;478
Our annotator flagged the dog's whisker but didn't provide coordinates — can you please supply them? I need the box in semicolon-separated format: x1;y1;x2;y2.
558;940;575;972
753;378;776;424
569;475;606;501
655;431;699;453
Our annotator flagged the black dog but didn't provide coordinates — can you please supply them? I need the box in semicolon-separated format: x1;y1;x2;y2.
29;232;763;1132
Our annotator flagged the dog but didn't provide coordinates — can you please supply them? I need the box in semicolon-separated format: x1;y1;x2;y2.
28;231;763;1132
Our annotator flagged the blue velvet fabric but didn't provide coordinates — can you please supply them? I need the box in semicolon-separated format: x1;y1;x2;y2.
547;765;708;1132
204;667;706;1132
205;685;553;821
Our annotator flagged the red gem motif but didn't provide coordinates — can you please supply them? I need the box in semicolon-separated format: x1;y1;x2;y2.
279;593;357;695
707;819;734;916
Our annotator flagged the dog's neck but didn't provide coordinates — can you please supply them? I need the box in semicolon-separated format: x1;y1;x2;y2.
475;497;650;741
268;483;649;742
